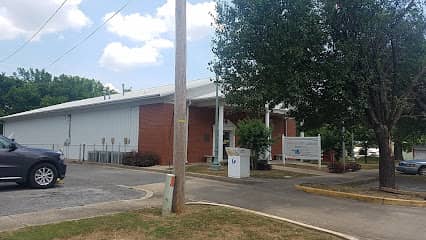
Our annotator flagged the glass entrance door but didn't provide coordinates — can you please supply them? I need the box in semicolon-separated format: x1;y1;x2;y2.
223;130;232;160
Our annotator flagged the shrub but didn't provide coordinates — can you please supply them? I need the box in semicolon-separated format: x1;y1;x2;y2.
236;119;273;170
256;160;272;170
327;161;361;173
123;152;160;167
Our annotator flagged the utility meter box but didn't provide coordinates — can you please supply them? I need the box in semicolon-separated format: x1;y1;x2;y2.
226;147;251;178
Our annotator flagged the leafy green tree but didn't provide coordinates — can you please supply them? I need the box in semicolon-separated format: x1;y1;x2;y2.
0;68;110;117
322;0;426;188
212;0;328;115
307;125;341;153
236;119;272;169
4;84;41;114
213;0;426;188
352;124;377;163
393;117;426;160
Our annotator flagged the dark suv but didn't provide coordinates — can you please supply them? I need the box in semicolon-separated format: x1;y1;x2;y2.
0;135;66;188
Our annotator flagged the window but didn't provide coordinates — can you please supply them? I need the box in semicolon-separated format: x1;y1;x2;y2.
0;136;10;149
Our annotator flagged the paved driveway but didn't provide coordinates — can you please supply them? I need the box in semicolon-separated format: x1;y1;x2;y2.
0;164;164;216
1;164;424;240
186;175;425;240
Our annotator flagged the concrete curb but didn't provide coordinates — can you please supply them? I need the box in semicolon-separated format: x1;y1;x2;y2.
295;184;426;207
0;188;159;233
186;201;358;240
185;172;267;184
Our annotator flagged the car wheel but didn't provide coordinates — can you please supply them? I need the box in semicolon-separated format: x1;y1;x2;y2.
29;163;58;189
419;166;426;176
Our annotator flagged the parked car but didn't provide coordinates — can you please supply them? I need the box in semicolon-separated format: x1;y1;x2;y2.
396;159;426;175
0;135;66;188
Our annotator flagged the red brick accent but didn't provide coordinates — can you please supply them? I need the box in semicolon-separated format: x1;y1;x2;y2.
286;118;297;137
139;103;174;165
187;106;215;163
270;117;297;157
138;103;297;165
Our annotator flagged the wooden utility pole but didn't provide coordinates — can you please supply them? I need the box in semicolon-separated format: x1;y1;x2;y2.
172;0;187;214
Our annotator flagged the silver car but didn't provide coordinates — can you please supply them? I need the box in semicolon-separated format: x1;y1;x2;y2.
396;160;426;175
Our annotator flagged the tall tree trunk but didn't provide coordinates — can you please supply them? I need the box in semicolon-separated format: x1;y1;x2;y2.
394;139;404;161
375;125;396;188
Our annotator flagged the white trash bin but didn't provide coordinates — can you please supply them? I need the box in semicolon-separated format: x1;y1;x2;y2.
226;147;251;178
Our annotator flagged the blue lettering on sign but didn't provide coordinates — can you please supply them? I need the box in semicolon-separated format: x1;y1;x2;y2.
232;159;237;164
291;149;301;155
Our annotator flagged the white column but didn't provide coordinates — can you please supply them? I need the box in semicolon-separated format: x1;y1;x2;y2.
265;104;272;161
218;103;224;163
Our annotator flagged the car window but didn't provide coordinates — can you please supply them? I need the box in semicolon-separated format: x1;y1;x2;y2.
0;136;10;149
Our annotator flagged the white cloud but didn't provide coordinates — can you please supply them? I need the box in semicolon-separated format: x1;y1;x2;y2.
0;0;91;40
156;0;217;40
100;0;216;71
99;40;173;71
104;13;168;42
0;15;24;40
104;82;119;92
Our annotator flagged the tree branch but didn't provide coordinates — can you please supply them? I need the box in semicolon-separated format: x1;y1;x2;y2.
404;66;426;98
416;97;426;112
390;0;416;29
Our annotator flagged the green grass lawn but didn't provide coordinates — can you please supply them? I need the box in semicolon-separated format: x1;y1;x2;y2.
355;157;380;170
359;163;379;170
186;165;313;179
283;163;329;172
0;206;342;240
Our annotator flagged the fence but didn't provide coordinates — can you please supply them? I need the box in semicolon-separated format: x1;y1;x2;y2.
21;143;138;165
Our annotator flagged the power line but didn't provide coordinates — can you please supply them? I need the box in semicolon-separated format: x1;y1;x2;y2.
0;0;69;63
47;0;132;68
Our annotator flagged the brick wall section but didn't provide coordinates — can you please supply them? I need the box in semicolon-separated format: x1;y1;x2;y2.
271;116;284;157
139;103;298;165
187;106;215;163
286;118;297;137
270;117;297;157
139;103;174;165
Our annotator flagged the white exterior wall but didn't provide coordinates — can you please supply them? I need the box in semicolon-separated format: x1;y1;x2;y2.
414;149;426;160
4;115;68;149
4;104;139;160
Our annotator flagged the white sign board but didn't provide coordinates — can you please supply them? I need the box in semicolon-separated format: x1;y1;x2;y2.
282;136;322;167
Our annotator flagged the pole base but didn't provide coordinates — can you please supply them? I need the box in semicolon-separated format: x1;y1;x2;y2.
209;162;222;171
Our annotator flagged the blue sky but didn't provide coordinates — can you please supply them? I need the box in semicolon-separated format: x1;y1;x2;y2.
0;0;216;90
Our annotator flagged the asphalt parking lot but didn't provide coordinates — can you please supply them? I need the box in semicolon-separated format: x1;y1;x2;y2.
0;163;424;240
0;164;165;217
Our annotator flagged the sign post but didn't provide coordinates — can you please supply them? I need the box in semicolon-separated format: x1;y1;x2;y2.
162;174;175;215
282;136;322;168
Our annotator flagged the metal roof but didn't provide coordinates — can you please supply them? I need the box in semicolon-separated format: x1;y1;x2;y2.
1;78;217;121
